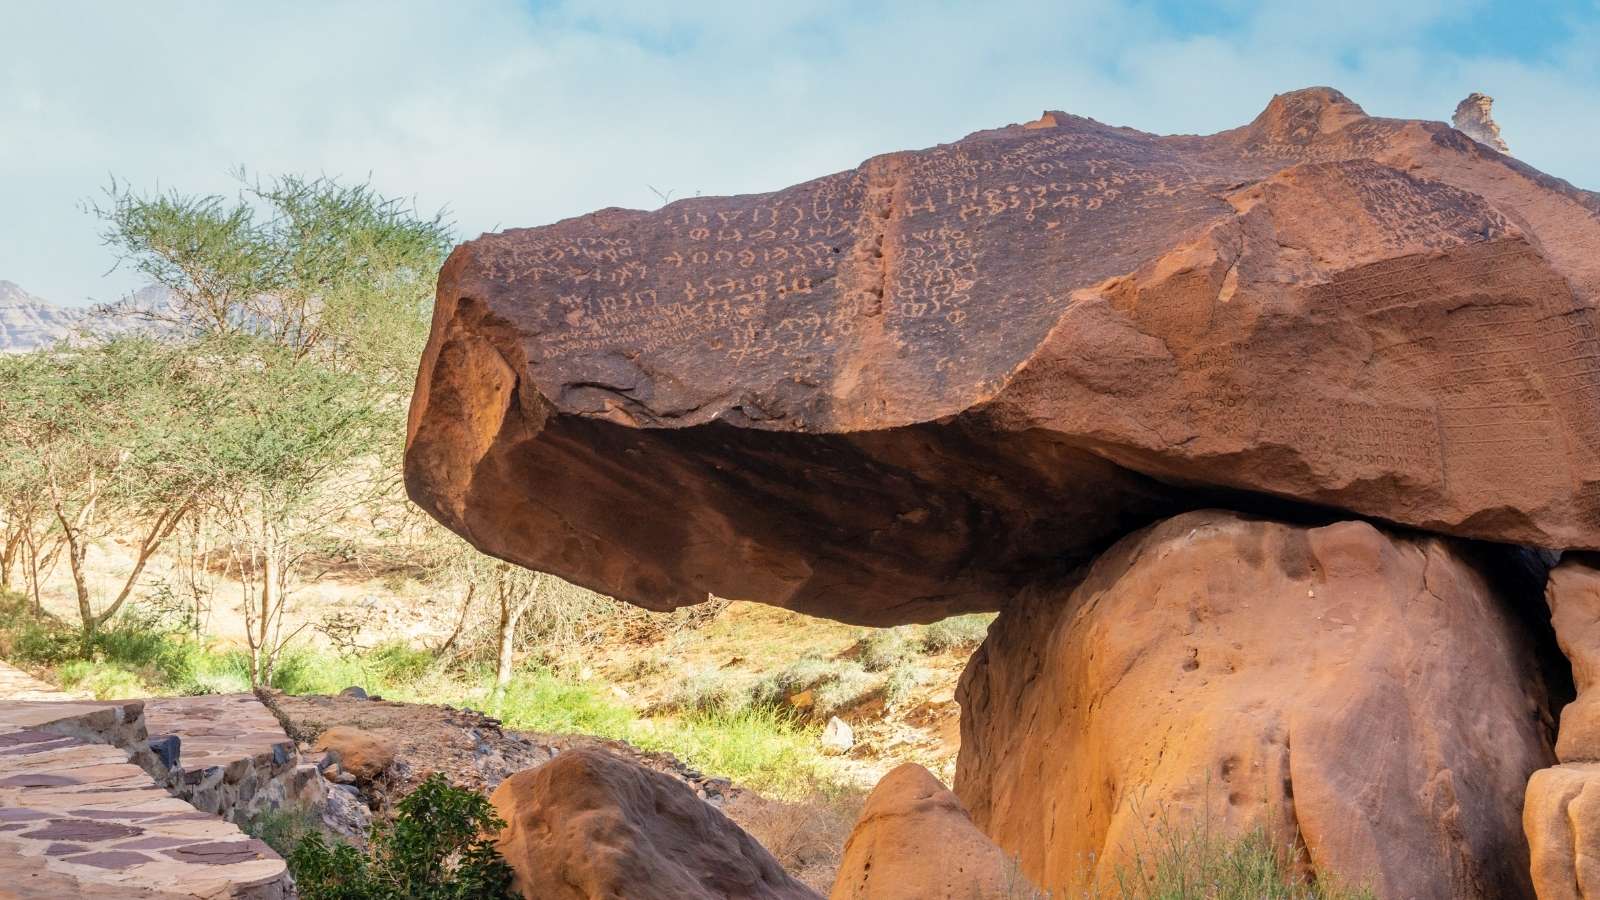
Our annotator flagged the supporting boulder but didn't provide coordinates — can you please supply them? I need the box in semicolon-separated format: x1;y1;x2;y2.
831;763;1027;900
490;748;818;900
955;511;1554;898
1524;557;1600;899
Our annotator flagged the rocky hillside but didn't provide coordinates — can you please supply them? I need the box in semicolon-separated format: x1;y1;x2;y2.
0;280;169;352
404;85;1600;898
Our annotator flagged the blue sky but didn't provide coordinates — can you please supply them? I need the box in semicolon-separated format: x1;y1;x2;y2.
2;0;1596;306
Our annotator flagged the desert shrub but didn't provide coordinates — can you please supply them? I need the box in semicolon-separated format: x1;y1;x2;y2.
812;664;876;719
751;656;867;711
182;649;255;694
367;640;436;684
270;647;371;696
667;669;755;716
84;602;202;686
0;592;76;666
56;659;153;699
288;772;514;900
881;662;920;710
637;705;823;797
856;626;915;672
243;805;321;858
472;670;637;738
726;787;864;893
919;613;994;654
1109;823;1374;900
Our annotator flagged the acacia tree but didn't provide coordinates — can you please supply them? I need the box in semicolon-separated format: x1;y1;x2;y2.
0;434;63;612
191;339;385;684
0;340;221;635
93;172;452;684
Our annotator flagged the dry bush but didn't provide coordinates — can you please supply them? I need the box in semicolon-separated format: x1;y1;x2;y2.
726;787;864;894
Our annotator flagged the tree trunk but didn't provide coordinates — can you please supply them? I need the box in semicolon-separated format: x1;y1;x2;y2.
0;526;19;591
437;582;475;655
91;501;192;630
56;511;94;637
258;538;279;687
496;583;516;689
21;529;41;615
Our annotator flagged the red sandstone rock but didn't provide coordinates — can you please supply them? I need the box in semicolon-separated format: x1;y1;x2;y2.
1523;557;1600;899
489;748;817;900
830;763;1024;900
405;86;1600;624
311;726;394;782
954;510;1554;899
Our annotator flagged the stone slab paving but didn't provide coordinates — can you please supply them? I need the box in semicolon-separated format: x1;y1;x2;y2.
0;662;86;702
0;663;291;899
144;694;322;823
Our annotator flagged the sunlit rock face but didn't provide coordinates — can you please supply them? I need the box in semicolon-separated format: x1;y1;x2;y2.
406;86;1600;625
1454;91;1511;153
956;511;1555;899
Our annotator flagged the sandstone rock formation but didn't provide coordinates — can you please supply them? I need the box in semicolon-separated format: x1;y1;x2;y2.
311;726;395;783
1526;764;1600;900
1524;558;1600;898
406;86;1600;625
1454;92;1510;153
490;747;818;900
1546;558;1600;762
830;763;1024;900
955;511;1554;898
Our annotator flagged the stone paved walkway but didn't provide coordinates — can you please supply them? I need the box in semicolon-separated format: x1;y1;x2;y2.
144;694;322;822
0;663;85;702
0;663;291;899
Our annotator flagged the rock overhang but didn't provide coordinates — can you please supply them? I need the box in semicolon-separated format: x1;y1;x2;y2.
406;86;1600;625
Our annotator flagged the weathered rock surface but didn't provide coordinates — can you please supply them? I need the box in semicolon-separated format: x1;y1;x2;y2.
954;510;1554;898
1454;92;1510;153
1547;557;1600;762
406;86;1600;624
1523;557;1600;898
1526;764;1600;900
310;726;395;783
489;747;818;900
830;763;1022;900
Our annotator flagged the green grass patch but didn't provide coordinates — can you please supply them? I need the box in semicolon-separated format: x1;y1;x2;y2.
1108;823;1375;900
0;592;848;800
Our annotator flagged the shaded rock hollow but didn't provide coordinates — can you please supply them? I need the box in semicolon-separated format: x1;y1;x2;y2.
406;86;1600;626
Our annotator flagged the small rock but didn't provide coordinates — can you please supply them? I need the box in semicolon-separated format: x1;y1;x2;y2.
323;781;372;838
490;749;814;899
311;726;396;782
832;764;1021;900
821;716;854;754
148;734;181;771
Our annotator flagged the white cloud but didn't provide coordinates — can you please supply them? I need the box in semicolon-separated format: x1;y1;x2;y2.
1;0;1594;305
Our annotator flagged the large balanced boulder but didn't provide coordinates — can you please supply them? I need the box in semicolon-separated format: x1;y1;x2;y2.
490;748;817;900
954;510;1555;898
406;86;1600;625
831;763;1024;900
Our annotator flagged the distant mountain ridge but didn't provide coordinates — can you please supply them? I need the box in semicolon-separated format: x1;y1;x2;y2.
0;280;172;353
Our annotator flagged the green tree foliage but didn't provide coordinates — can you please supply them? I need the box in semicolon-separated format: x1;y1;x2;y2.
288;773;514;900
0;339;228;634
85;172;454;682
94;170;452;390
